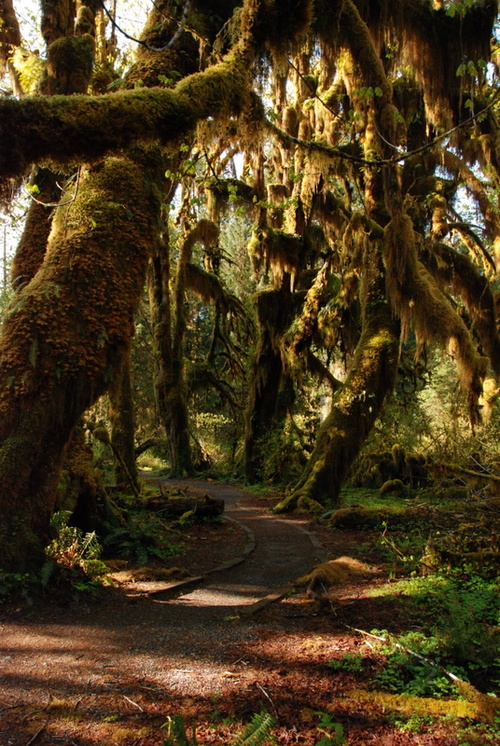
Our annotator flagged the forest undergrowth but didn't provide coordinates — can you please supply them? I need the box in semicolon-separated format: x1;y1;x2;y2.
1;476;499;746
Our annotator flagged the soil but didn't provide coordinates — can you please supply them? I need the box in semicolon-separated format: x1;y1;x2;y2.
0;479;479;745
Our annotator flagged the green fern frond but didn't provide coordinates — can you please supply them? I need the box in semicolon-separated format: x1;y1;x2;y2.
163;714;198;746
233;711;276;746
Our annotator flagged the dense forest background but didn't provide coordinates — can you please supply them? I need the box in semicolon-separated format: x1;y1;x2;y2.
1;0;500;573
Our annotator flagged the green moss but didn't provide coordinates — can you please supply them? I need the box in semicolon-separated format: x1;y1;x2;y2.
45;34;95;94
0;54;249;181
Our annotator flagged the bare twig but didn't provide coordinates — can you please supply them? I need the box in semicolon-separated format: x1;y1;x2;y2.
122;694;144;712
24;722;47;746
255;683;278;717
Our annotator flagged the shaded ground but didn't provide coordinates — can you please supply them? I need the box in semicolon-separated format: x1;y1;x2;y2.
0;480;476;745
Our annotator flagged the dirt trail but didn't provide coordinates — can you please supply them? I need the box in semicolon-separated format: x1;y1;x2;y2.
172;480;327;610
0;481;336;745
0;481;458;745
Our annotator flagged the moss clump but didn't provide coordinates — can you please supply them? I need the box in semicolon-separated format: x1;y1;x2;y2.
349;688;477;720
45;34;95;94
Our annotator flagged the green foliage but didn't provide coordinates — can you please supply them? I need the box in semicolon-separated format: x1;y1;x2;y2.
446;0;476;19
314;712;346;746
162;712;276;746
163;714;199;746
386;712;433;734
255;412;317;484
233;712;276;746
455;715;500;746
0;571;33;603
46;511;104;576
102;511;181;564
371;630;457;698
42;511;108;594
370;571;500;697
327;653;364;674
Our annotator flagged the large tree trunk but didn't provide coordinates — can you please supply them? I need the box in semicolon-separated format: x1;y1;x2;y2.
148;228;194;478
274;242;400;512
0;154;159;571
244;286;296;482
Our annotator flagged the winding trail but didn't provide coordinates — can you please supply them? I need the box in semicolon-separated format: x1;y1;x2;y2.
171;480;327;611
0;480;333;744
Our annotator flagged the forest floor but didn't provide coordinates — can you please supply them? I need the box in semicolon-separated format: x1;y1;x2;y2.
0;479;491;746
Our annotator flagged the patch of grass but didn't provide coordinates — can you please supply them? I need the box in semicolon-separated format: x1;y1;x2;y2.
340;487;411;511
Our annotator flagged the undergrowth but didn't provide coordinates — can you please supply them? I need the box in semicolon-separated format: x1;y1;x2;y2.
368;570;500;696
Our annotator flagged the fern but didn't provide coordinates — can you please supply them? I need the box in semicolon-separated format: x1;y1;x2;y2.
40;559;57;588
163;714;198;746
162;712;276;746
232;712;276;746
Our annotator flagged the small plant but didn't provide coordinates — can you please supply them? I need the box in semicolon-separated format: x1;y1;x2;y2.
163;714;199;746
162;712;276;746
455;713;500;746
0;571;33;603
233;711;276;746
314;712;346;745
44;511;107;587
387;712;433;734
327;652;364;674
102;511;182;564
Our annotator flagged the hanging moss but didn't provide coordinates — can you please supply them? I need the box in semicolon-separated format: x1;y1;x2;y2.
275;238;400;512
384;209;487;424
423;240;500;378
254;0;314;61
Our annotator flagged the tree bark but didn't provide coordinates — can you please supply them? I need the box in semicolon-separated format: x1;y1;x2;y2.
244;286;296;482
148;228;194;478
0;154;160;571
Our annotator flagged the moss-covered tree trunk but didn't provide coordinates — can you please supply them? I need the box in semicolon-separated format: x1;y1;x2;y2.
108;344;139;490
244;285;296;482
149;227;194;478
274;242;400;511
0;155;159;571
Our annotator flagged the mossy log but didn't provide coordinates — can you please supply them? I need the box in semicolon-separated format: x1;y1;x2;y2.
148;493;224;520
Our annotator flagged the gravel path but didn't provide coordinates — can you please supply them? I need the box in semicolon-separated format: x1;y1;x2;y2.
176;480;327;611
0;481;328;722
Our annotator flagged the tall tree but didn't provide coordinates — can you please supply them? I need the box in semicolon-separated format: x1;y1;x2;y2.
0;0;499;569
